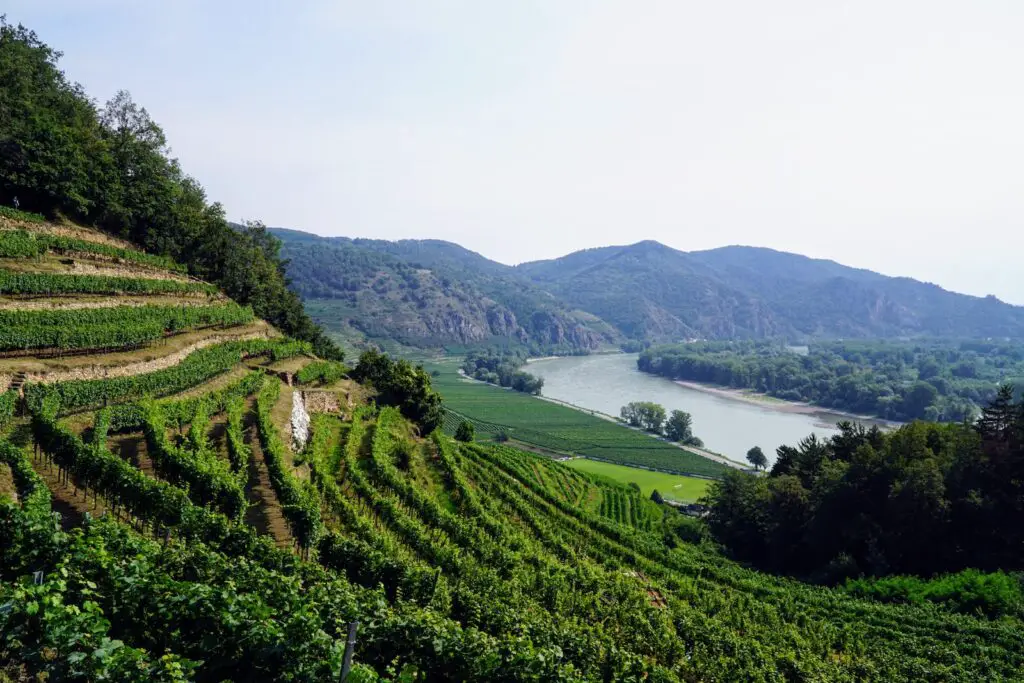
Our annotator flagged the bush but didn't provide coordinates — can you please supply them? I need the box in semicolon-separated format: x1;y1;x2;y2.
296;360;347;386
842;569;1024;619
455;421;475;443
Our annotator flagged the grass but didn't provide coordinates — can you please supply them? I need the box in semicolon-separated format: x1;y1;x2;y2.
566;458;712;503
424;358;728;478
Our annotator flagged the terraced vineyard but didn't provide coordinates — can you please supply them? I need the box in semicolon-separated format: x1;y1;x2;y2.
2;221;1023;681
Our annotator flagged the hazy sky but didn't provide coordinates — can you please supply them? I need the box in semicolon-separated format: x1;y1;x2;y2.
8;1;1024;303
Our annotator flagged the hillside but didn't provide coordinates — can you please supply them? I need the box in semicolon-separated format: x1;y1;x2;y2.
2;219;1022;681
276;228;1024;347
272;228;621;353
518;242;1024;341
2;19;1023;682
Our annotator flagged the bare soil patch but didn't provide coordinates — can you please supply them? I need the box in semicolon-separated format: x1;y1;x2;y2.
0;462;17;503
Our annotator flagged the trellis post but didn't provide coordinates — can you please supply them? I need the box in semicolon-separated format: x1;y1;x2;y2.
340;621;358;682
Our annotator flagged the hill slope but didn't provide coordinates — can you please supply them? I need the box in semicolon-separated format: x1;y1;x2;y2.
517;241;1024;340
277;228;1024;347
2;221;1022;680
273;228;621;352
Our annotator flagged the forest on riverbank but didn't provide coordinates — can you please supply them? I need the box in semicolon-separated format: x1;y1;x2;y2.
705;386;1024;603
638;339;1024;421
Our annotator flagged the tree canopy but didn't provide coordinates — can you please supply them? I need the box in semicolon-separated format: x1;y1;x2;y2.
637;339;1024;421
351;350;443;433
620;401;666;433
461;349;543;395
705;386;1024;580
746;446;768;470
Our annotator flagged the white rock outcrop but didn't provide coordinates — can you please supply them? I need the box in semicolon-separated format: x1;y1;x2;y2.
291;390;311;451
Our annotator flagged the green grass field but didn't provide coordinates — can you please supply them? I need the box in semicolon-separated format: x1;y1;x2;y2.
425;359;728;478
566;458;713;503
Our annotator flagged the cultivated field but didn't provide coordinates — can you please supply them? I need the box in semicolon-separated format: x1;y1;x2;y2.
426;359;729;478
565;457;712;503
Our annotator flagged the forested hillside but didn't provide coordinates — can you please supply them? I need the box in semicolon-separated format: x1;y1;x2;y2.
275;228;1024;349
0;20;338;359
273;229;620;353
518;241;1024;341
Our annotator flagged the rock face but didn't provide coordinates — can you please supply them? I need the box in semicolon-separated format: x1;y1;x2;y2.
275;232;621;352
291;391;310;452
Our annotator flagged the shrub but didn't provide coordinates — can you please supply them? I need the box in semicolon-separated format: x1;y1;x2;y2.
455;421;475;443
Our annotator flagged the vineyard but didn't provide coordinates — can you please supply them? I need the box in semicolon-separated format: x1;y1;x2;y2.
429;360;728;478
0;228;185;272
1;223;1023;681
0;302;253;353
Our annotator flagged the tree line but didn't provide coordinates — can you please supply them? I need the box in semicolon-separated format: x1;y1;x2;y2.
705;385;1024;585
461;349;544;395
638;339;1024;421
619;401;703;447
0;18;340;359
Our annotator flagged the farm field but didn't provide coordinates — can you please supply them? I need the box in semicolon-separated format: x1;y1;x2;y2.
565;457;712;503
426;359;729;478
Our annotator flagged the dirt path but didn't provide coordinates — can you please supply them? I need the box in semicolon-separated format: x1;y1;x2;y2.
0;462;17;503
0;253;194;283
1;217;138;250
109;433;158;479
242;410;293;549
207;412;230;462
30;453;110;529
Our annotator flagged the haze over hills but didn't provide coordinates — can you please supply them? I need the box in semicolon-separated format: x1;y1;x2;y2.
274;227;1024;351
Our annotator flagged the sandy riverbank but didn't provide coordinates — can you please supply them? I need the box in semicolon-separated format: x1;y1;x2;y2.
672;380;900;428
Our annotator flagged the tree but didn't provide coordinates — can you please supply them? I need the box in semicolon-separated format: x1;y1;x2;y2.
454;421;475;443
352;350;443;432
900;381;939;420
620;401;666;433
746;446;768;471
665;410;694;442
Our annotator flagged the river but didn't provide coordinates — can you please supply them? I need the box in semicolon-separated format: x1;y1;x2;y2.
527;353;889;464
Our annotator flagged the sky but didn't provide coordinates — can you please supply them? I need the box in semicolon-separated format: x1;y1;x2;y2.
7;1;1024;303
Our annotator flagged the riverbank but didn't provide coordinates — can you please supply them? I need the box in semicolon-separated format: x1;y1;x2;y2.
457;364;746;469
428;359;732;478
671;379;901;428
530;391;748;469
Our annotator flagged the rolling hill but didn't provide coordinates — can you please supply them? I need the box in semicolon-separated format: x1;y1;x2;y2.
275;228;1024;347
2;213;1021;681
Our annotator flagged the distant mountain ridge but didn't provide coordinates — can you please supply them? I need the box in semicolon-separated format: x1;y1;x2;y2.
272;229;620;353
272;228;1024;350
